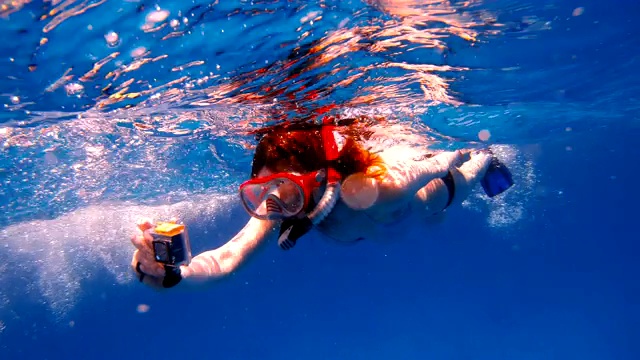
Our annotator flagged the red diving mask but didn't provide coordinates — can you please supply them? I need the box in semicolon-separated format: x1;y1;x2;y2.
239;170;325;220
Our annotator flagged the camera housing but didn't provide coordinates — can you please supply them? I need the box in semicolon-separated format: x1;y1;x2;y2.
150;222;192;267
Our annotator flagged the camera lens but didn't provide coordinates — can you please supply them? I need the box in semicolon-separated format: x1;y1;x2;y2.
153;241;170;263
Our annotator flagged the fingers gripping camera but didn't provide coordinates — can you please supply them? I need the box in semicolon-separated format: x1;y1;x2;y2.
151;222;192;266
150;222;192;288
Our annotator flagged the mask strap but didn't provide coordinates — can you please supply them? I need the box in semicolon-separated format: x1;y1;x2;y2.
320;116;341;183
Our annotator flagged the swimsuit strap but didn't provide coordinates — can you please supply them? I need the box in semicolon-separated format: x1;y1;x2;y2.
441;171;455;210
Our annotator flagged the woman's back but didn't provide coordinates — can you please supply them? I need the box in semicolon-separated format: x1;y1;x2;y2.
316;130;442;243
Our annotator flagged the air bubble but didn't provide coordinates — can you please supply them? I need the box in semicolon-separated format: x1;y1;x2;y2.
146;10;169;23
131;46;147;58
105;31;120;47
65;83;84;96
478;129;491;141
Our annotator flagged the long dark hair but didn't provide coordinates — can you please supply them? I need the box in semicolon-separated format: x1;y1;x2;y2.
249;117;386;180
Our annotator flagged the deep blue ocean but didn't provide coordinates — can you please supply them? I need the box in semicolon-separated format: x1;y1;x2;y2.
0;0;638;359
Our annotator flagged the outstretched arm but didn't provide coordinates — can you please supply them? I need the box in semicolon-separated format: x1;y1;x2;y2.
131;216;277;288
415;150;493;216
181;217;277;281
358;149;492;220
372;149;462;207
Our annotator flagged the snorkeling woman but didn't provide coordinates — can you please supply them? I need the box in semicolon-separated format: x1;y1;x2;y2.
130;117;514;288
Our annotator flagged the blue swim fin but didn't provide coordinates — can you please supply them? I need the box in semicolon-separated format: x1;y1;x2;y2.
481;155;514;197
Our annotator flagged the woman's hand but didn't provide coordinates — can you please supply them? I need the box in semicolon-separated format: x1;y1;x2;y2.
130;218;170;289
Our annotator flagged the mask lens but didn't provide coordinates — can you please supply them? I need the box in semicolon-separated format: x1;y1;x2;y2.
240;177;305;219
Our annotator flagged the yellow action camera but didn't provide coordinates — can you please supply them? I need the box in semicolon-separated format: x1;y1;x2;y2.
150;222;192;267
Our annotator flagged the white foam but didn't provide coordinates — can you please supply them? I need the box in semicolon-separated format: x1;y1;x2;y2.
0;194;235;318
462;145;537;229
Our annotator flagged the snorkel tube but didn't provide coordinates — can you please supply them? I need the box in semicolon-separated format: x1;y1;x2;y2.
278;117;342;250
308;174;340;225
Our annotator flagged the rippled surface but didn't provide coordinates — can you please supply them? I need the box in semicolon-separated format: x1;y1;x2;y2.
2;0;492;112
0;2;636;242
0;0;515;224
2;0;637;225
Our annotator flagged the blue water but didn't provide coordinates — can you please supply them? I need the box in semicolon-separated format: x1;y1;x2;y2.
1;0;638;359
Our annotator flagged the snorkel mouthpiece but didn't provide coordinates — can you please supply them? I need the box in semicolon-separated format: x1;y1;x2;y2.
277;180;341;250
265;195;284;218
278;217;313;250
